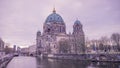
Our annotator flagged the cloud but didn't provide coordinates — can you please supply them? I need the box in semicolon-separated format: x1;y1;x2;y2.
0;0;120;47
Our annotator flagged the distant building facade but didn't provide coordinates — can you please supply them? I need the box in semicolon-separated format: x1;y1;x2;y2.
36;9;85;55
28;45;36;56
0;38;5;56
13;45;16;52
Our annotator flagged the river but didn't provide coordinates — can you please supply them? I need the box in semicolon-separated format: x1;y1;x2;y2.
6;56;120;68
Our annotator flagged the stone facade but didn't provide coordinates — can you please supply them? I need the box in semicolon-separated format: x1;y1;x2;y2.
36;9;85;55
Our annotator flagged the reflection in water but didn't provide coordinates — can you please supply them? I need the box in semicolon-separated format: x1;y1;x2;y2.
36;58;120;68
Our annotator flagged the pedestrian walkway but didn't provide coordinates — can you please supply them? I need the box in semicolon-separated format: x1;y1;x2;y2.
6;56;37;68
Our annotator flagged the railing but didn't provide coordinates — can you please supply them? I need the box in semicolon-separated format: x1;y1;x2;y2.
85;52;120;54
0;54;13;68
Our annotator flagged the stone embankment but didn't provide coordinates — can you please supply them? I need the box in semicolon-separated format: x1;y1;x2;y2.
0;54;13;68
42;53;120;63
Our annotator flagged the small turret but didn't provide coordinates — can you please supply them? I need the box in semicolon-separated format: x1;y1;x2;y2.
37;31;41;36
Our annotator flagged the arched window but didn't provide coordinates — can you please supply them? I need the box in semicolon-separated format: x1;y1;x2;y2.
59;26;60;32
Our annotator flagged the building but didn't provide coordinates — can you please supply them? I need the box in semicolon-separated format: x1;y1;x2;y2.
20;48;29;55
0;38;5;56
36;9;85;55
13;45;16;52
28;45;36;56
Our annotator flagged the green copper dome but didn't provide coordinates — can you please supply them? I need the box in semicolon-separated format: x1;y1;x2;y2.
45;9;64;23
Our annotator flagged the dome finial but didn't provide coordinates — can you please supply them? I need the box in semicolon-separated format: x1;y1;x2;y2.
53;7;56;13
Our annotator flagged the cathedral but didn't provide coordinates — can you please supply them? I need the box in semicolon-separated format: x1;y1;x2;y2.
36;9;85;55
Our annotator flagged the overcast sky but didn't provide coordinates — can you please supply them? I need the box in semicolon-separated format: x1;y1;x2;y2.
0;0;120;48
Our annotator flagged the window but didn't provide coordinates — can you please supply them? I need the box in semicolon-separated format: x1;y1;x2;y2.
47;28;50;32
60;26;62;32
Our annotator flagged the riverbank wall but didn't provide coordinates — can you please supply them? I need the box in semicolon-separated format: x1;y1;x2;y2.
41;53;120;63
0;55;13;68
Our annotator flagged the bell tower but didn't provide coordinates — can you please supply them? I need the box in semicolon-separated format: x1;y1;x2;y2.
72;19;85;54
73;20;84;35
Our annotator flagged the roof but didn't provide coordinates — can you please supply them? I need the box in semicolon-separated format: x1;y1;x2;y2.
74;20;81;24
45;9;64;23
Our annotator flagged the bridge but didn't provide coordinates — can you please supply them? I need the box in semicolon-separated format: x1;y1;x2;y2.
85;52;120;62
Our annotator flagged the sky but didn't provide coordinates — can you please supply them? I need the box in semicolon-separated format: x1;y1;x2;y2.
0;0;120;48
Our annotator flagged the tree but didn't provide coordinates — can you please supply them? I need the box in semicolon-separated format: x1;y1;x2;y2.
73;35;85;54
100;36;110;52
99;43;104;51
4;46;13;54
100;36;109;45
59;39;70;54
111;33;120;51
